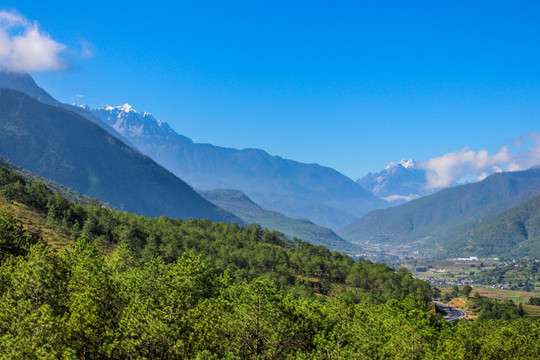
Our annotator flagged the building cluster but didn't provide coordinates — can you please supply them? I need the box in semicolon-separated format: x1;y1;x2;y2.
417;276;473;286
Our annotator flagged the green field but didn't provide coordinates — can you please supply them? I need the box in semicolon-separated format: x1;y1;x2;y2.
522;304;540;318
470;286;538;303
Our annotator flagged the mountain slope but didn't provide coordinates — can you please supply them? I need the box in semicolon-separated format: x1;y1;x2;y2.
0;69;57;104
338;168;540;255
446;194;540;258
90;105;387;229
198;189;360;252
0;70;132;146
0;88;239;223
0;155;90;205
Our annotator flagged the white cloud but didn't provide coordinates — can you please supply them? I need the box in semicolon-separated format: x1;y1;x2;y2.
0;10;28;27
506;132;540;171
0;10;67;71
418;132;540;189
382;194;420;203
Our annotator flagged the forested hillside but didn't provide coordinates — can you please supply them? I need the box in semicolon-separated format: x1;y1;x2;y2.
446;194;540;258
1;164;539;359
339;168;540;257
0;156;90;206
198;189;358;252
0;164;429;301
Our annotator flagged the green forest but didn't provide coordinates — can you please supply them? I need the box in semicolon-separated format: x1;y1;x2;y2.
1;164;539;359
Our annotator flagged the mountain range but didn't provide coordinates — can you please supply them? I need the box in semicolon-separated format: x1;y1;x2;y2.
0;70;360;251
339;167;540;258
0;87;238;223
88;104;387;229
3;69;540;259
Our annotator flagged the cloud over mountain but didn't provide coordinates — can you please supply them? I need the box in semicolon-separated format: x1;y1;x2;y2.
0;10;66;71
419;132;540;189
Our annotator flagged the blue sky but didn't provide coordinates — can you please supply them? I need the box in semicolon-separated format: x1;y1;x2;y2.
3;1;540;181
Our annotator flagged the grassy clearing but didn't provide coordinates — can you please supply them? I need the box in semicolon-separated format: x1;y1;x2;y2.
471;287;538;303
439;285;538;304
437;286;540;306
0;198;72;251
522;304;540;318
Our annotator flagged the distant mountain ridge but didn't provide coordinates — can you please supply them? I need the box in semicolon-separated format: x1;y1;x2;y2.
89;103;387;229
357;159;437;203
0;69;57;104
197;189;359;252
0;88;239;223
83;103;188;145
339;167;540;257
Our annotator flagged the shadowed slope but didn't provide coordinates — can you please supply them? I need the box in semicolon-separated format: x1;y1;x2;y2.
0;88;239;223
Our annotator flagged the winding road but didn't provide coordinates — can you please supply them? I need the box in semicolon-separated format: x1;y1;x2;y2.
435;302;466;322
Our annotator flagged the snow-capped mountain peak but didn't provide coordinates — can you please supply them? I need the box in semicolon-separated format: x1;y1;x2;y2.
73;104;90;110
358;158;432;204
102;103;136;113
399;158;415;169
384;158;415;171
120;103;134;113
88;103;192;145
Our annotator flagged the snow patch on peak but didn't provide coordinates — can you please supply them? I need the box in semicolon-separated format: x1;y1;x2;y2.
399;158;415;169
120;103;134;113
101;103;136;113
384;158;415;171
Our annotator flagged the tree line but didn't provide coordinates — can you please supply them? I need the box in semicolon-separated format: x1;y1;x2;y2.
0;164;539;358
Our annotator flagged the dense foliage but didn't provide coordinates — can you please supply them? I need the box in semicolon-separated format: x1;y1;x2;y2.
0;164;431;302
1;164;539;358
0;209;41;262
469;293;527;321
0;237;539;359
529;297;540;306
